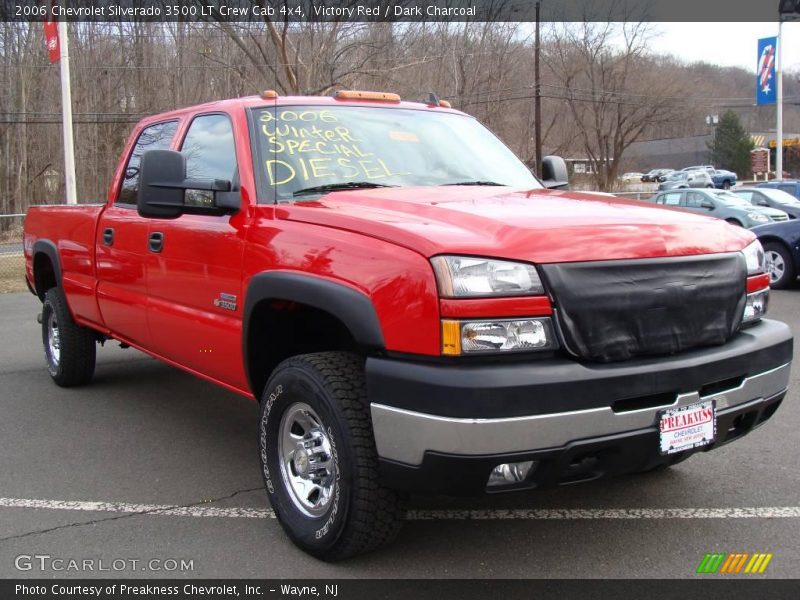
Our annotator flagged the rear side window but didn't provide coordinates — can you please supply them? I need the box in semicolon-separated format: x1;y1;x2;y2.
660;192;681;206
118;121;178;205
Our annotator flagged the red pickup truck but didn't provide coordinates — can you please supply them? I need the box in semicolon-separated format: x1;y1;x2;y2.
23;91;792;560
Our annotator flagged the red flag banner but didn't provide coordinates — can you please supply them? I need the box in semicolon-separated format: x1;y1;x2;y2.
44;21;59;64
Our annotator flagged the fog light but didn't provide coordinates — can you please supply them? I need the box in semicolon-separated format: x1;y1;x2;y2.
487;460;537;487
743;289;769;323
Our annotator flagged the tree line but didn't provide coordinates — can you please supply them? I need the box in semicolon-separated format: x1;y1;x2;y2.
1;18;799;220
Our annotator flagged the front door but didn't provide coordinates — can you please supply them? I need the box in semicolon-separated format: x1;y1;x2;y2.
144;113;248;391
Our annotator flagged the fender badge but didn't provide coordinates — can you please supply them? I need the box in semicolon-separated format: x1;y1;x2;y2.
213;293;238;311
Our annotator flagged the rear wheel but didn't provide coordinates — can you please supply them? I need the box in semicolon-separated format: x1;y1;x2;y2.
764;242;796;289
258;351;403;560
41;287;96;387
722;180;732;190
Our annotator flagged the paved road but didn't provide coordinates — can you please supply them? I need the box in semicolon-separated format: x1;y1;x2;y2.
0;290;799;578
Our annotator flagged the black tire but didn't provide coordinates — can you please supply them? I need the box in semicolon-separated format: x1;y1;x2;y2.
41;287;96;387
764;242;796;289
722;180;731;190
725;219;743;227
258;351;403;561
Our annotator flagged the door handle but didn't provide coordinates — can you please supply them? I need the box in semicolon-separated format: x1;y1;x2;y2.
148;231;164;253
102;228;114;246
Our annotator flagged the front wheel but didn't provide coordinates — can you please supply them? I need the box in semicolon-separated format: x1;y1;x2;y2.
764;242;796;289
726;219;743;227
722;180;731;190
258;352;403;560
41;287;96;387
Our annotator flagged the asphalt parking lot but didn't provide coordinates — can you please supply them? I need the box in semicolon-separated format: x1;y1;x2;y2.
0;290;799;579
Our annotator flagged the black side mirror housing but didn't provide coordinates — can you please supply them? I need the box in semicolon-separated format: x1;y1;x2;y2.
137;149;240;219
137;150;186;219
701;200;715;209
541;156;569;190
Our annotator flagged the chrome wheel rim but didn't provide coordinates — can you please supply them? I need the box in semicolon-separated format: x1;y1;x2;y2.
47;310;61;368
766;250;785;284
278;402;336;518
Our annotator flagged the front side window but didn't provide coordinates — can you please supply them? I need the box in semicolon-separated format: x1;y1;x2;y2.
180;114;237;208
251;105;540;202
118;121;178;205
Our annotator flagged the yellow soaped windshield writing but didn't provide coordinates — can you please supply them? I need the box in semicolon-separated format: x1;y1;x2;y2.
259;110;409;187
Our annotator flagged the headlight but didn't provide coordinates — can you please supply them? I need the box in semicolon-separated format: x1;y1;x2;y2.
747;212;769;223
442;318;557;355
742;240;766;275
431;256;544;297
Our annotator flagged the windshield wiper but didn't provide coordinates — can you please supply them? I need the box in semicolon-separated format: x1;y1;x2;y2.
441;180;506;186
292;181;397;197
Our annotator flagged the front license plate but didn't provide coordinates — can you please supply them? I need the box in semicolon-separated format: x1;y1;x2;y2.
658;400;716;455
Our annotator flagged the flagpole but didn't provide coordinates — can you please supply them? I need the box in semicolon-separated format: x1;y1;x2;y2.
776;19;783;182
57;20;77;205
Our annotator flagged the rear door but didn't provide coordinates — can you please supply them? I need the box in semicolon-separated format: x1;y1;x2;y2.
144;112;248;390
96;120;179;346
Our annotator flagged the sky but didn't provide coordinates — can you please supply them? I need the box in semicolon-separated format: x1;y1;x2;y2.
650;22;800;73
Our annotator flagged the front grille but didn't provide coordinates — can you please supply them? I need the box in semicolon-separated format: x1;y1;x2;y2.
540;254;747;363
771;214;788;221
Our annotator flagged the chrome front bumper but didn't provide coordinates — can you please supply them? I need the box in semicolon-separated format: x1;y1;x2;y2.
371;363;791;466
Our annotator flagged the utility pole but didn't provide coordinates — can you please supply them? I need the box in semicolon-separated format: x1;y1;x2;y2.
777;0;800;180
776;19;784;181
534;0;542;176
58;20;77;204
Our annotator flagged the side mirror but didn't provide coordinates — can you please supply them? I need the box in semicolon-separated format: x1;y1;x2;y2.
137;149;240;219
541;155;569;190
701;200;715;209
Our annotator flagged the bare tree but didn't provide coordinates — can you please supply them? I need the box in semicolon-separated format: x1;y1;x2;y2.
546;20;685;190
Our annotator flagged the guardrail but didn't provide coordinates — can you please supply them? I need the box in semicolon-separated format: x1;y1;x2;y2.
613;191;655;201
0;214;26;293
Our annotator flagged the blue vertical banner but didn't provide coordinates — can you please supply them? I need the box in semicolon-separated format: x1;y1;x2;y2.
756;37;778;105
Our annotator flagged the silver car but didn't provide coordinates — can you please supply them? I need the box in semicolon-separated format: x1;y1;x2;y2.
649;189;789;228
657;170;714;191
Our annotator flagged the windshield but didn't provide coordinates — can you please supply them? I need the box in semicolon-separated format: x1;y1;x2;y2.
666;172;687;180
761;188;800;204
714;191;752;207
252;105;540;201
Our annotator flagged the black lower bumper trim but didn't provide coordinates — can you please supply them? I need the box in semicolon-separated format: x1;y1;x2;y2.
378;392;785;496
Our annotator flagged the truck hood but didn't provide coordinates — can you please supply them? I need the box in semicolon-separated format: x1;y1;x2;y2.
276;186;754;263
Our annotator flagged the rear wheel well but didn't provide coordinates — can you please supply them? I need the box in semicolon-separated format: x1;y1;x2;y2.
246;300;360;400
33;252;57;300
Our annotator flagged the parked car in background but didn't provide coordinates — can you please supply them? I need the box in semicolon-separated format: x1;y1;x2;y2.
753;220;800;288
710;169;737;189
649;189;789;228
641;168;673;182
657;170;714;190
758;180;800;201
733;187;800;219
621;172;644;183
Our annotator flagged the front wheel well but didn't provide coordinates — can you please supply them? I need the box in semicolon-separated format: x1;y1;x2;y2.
246;300;361;400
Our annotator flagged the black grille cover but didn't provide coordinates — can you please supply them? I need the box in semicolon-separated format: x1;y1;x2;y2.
540;254;747;363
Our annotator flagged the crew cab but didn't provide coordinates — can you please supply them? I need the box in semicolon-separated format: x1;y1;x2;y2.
23;91;793;560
